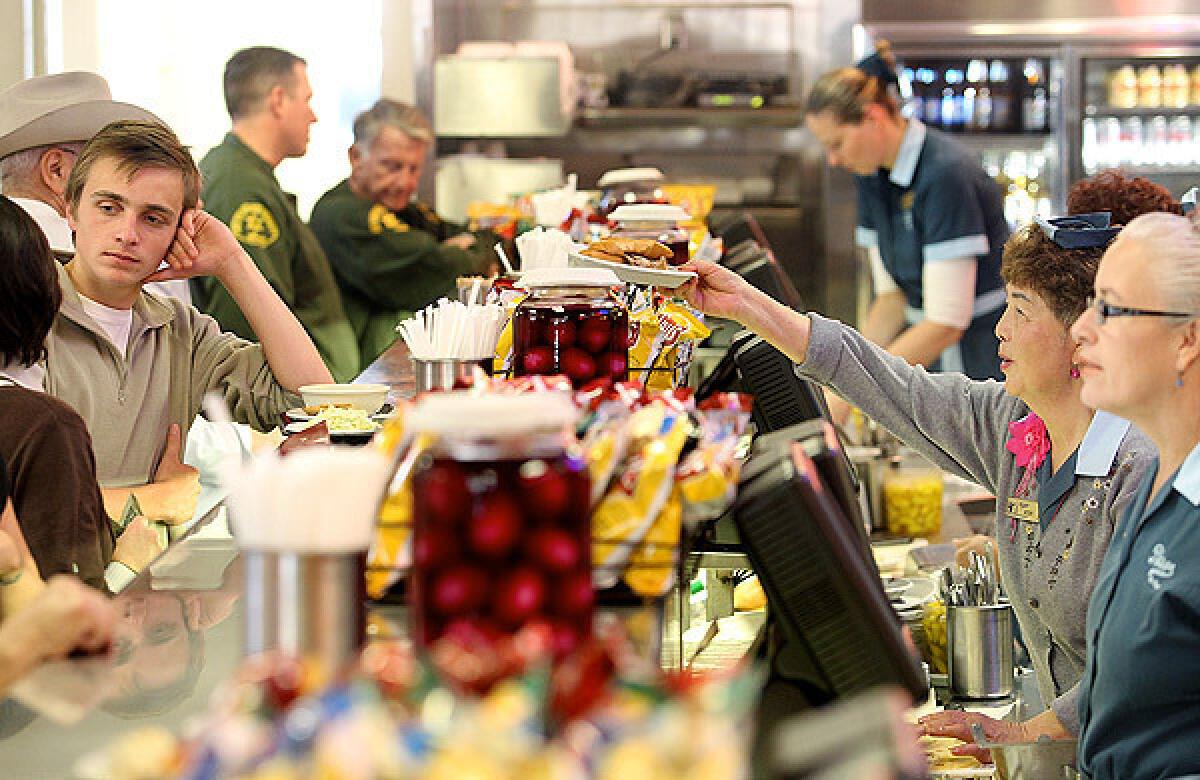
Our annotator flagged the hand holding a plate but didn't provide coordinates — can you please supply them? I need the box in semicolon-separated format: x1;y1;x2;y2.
677;259;763;323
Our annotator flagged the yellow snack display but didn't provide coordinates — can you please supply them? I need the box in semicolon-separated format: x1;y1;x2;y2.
591;407;689;587
733;576;767;612
365;429;433;599
490;289;526;375
624;493;684;598
922;600;948;674
627;303;710;391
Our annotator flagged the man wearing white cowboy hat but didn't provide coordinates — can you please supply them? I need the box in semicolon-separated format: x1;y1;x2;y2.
0;71;191;306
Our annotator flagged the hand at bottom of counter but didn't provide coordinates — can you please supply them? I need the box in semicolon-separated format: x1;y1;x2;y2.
918;711;1028;764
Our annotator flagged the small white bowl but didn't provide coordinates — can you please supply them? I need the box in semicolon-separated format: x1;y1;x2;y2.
298;383;389;414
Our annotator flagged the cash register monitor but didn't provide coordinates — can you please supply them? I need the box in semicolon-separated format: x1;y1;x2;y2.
730;332;829;433
735;422;927;744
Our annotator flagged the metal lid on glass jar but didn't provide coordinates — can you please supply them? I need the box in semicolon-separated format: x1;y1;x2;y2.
597;167;664;187
517;267;621;289
407;391;579;437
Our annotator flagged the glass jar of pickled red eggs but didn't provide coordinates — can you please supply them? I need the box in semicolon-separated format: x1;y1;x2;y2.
408;393;592;659
513;268;629;389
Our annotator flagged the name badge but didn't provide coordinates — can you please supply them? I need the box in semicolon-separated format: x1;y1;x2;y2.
1006;497;1038;522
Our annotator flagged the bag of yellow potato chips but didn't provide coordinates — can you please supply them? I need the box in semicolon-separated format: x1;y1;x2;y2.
591;406;689;589
365;425;433;600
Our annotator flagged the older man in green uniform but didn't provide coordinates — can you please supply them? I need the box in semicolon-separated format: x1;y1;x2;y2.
310;99;496;367
194;46;359;382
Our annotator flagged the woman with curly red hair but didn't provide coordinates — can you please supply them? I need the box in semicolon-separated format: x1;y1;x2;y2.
1068;169;1179;226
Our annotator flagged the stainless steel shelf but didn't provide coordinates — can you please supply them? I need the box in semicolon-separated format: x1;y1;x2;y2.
1085;105;1200;117
1084;165;1200;176
576;106;803;129
947;132;1056;149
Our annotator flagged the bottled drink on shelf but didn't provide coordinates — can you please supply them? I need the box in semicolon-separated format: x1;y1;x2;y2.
966;59;990;131
1120;116;1144;166
1168;115;1193;166
1100;116;1122;168
1082;118;1099;174
942;67;965;132
1022;58;1048;133
1109;64;1138;109
989;60;1013;131
922;67;943;128
1191;64;1200;106
1147;115;1169;167
1164;64;1190;109
1137;64;1162;108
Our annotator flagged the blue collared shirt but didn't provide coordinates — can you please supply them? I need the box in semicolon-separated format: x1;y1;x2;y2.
854;119;1009;381
1078;442;1200;778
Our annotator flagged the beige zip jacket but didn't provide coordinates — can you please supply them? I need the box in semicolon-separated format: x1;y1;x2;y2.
44;264;298;487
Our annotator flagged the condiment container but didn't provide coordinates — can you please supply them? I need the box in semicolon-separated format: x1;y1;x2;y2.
596;167;665;217
408;393;592;658
609;203;692;266
513;267;628;389
882;449;943;538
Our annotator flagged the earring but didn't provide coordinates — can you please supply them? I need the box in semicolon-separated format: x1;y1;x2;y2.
1177;374;1185;388
1070;365;1081;379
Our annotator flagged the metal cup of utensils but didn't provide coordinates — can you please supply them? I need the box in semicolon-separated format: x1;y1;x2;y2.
411;357;494;393
242;550;366;672
948;603;1014;699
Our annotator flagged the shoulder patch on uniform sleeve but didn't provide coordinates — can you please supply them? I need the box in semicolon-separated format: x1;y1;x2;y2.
414;201;440;224
368;203;409;235
230;202;280;248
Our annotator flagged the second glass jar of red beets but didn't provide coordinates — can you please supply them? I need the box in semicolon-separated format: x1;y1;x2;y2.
513;268;629;389
408;393;591;658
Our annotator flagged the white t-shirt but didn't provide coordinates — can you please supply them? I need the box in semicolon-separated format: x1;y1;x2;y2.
78;294;134;360
0;362;46;391
869;245;978;329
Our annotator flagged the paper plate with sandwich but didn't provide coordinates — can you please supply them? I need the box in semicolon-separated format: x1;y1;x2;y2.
569;237;697;289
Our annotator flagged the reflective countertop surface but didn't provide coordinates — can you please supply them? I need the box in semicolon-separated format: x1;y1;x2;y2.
0;513;245;778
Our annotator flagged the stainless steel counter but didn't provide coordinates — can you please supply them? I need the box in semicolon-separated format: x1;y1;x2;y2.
0;516;245;778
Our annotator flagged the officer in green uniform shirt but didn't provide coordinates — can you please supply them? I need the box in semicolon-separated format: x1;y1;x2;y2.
193;46;359;382
310;99;496;367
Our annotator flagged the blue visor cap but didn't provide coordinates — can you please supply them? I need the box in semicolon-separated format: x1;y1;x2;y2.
1035;212;1121;249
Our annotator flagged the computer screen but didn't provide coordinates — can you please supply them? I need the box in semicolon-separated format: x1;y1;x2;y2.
735;422;927;750
730;332;829;433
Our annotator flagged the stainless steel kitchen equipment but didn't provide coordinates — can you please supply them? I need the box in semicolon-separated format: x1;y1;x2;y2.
414;0;862;323
243;550;368;671
410;357;493;393
948;602;1015;699
971;724;1079;780
434;56;571;137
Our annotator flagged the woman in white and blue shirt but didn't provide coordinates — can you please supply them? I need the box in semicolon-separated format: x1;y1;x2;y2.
806;47;1009;381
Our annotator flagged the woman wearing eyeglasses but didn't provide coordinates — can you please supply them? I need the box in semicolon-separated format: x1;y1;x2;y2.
1070;212;1200;779
679;216;1155;754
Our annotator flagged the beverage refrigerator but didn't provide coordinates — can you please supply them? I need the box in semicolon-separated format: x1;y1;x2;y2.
861;3;1200;223
1077;48;1200;193
890;49;1064;228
